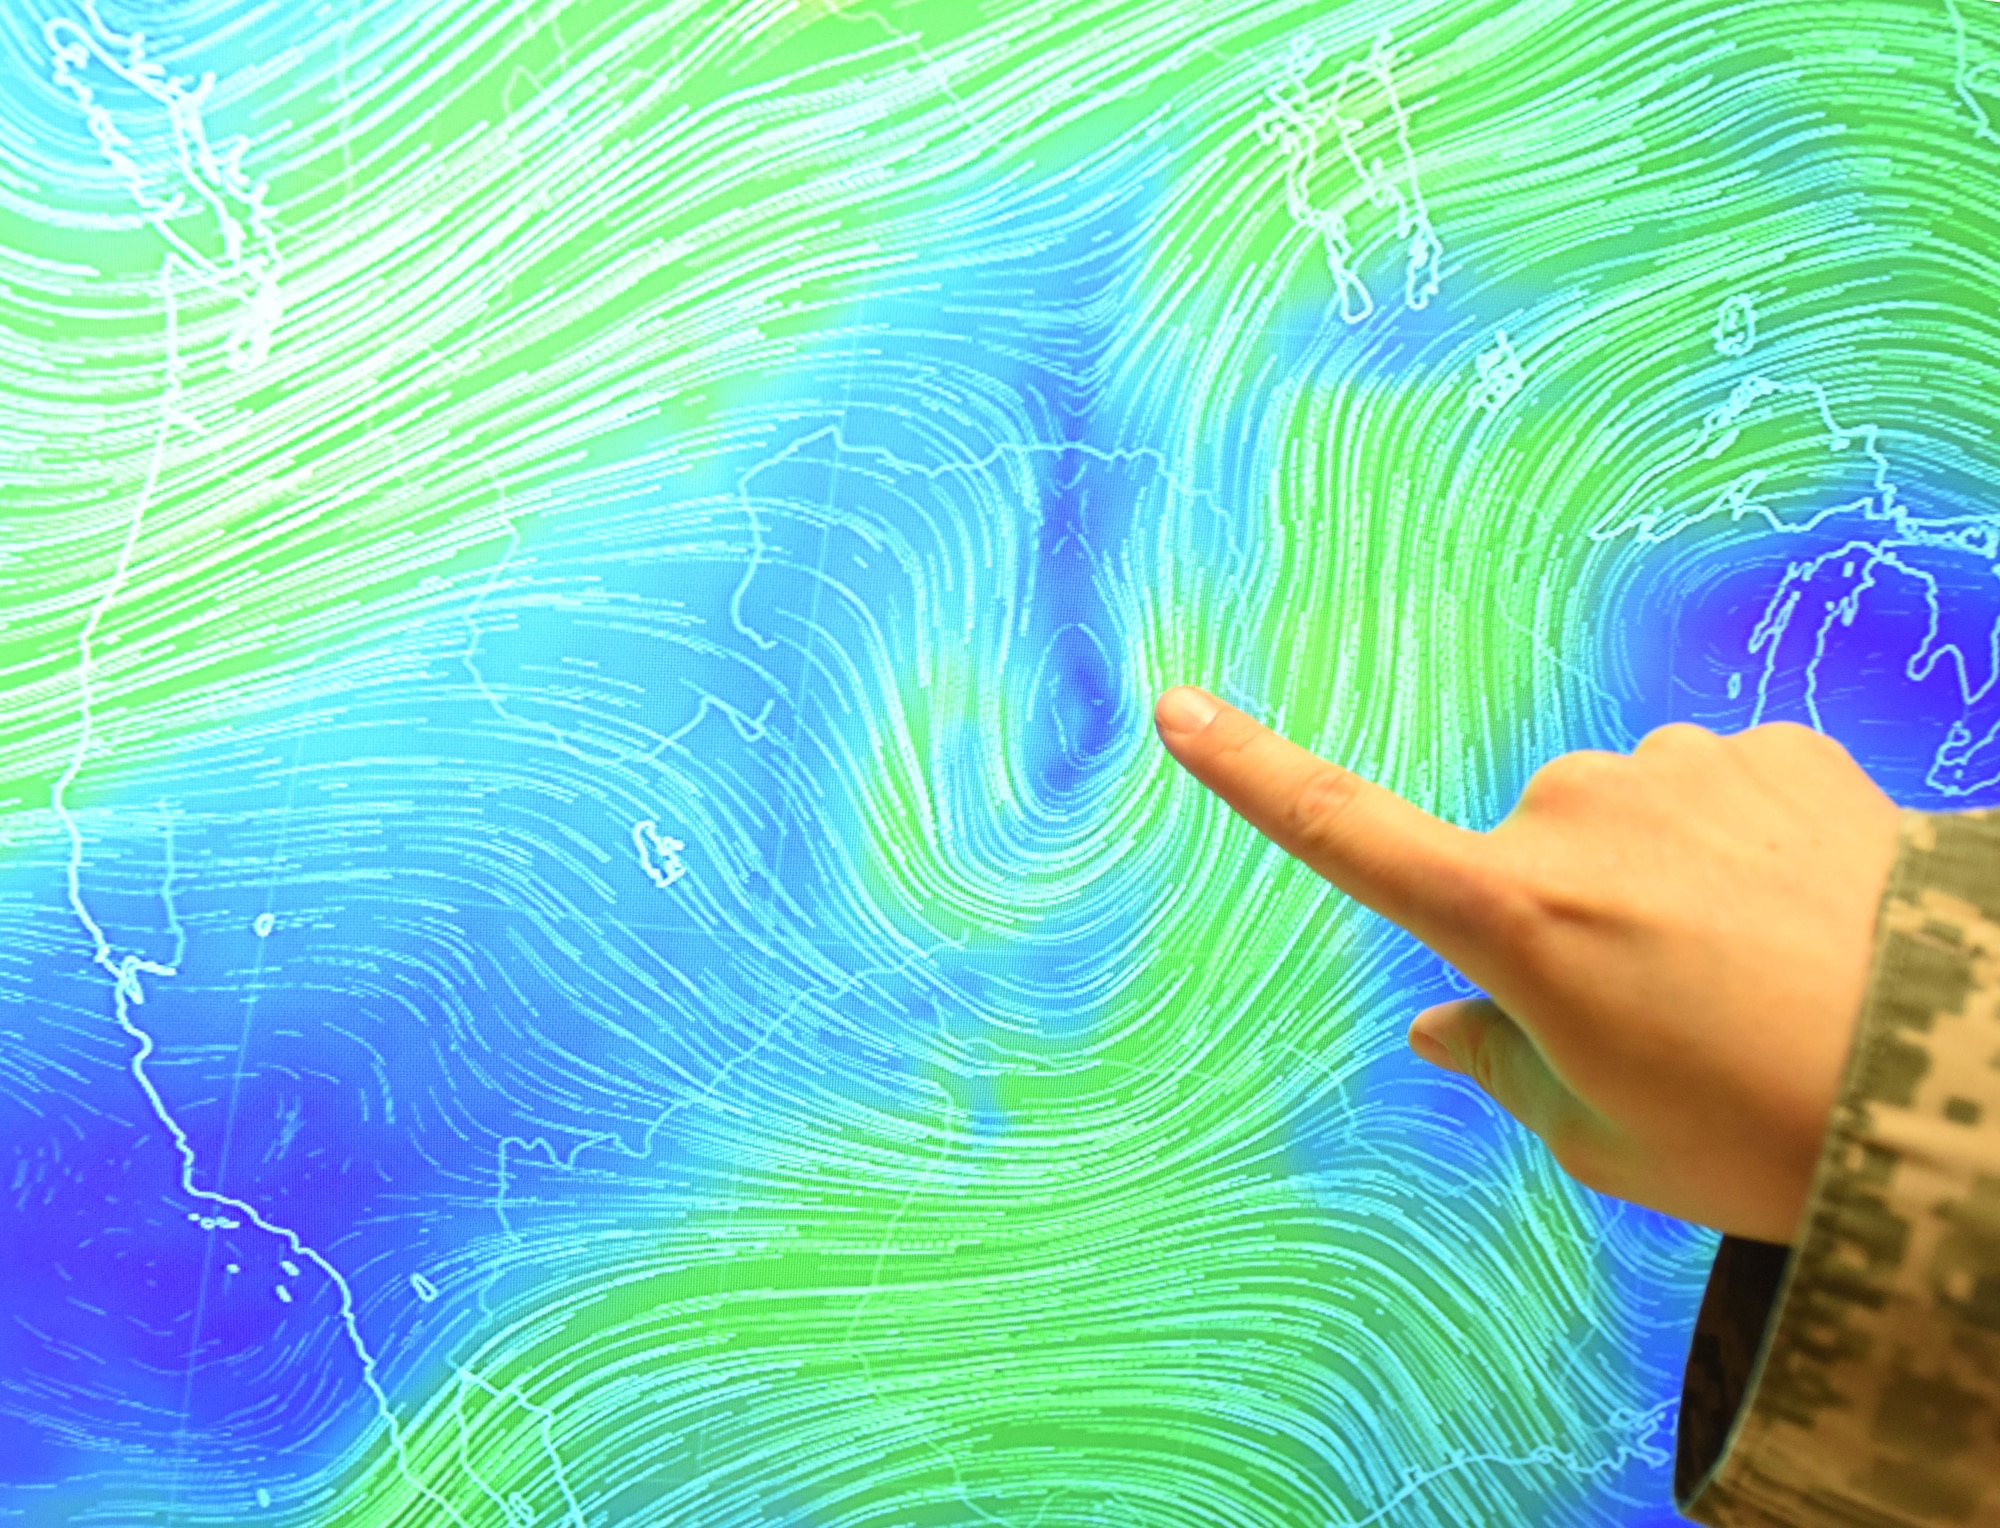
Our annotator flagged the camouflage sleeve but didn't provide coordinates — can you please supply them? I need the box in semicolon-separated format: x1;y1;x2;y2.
1676;807;2000;1526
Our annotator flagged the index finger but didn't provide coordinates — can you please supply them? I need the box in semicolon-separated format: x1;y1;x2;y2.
1154;686;1497;952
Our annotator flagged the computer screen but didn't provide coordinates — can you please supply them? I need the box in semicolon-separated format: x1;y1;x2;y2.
5;0;1997;1522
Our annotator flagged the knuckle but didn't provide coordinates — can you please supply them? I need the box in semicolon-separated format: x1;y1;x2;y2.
1287;763;1363;854
1636;721;1719;756
1456;866;1541;950
1520;750;1618;810
1743;719;1841;758
1519;758;1573;807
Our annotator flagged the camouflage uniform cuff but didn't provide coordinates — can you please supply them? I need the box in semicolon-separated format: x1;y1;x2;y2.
1677;807;2000;1527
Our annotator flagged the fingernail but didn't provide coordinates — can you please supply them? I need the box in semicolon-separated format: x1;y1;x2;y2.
1155;686;1222;738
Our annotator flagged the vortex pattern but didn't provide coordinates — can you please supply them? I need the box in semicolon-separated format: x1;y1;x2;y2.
2;0;1995;1523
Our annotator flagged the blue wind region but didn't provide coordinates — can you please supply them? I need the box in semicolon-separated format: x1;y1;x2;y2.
1595;354;2000;811
0;694;706;1510
0;633;961;1515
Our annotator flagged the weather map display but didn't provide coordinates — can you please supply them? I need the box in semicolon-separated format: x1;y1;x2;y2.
3;0;1998;1522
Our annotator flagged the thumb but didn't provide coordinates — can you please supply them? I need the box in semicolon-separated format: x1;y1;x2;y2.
1408;998;1593;1154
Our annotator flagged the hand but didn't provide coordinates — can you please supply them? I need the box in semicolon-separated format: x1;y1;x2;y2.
1153;687;1903;1243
